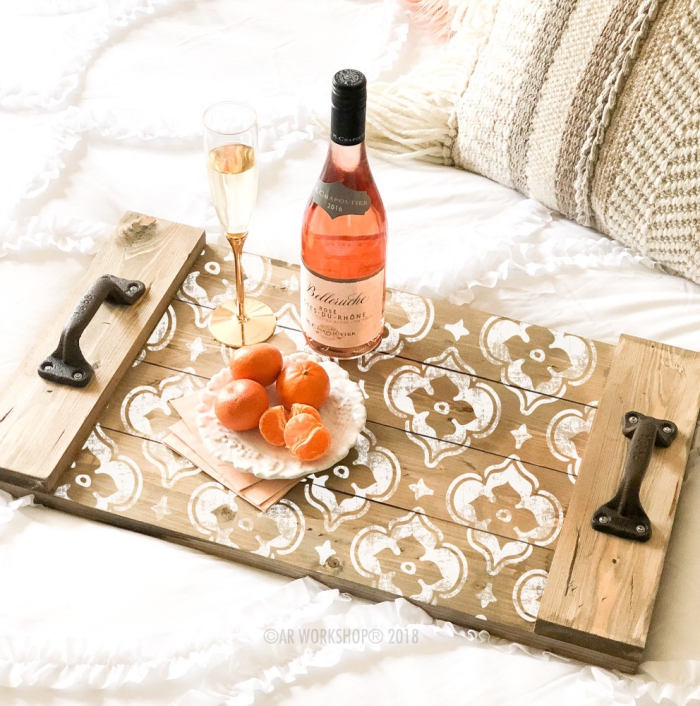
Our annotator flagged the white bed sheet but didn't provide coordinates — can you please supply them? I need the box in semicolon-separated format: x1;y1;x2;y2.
1;1;700;704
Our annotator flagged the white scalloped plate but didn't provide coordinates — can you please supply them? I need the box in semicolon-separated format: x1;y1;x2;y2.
196;352;367;480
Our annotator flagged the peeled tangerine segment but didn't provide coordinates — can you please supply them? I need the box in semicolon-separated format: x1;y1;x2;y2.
259;406;290;447
290;403;322;422
284;413;331;461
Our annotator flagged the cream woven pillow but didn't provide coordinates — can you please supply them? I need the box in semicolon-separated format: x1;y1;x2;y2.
369;0;700;283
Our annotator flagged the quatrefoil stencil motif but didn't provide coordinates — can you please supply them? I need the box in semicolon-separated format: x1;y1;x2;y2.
479;316;597;415
351;510;468;605
446;456;563;575
384;347;501;467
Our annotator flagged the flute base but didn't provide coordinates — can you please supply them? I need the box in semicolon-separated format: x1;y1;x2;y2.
208;298;277;348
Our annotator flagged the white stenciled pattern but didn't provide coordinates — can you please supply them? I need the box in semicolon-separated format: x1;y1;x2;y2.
511;424;532;449
547;407;596;483
446;457;563;576
119;371;204;488
385;347;501;467
351;510;468;605
476;582;497;609
187;482;239;547
408;478;434;500
274;302;307;351
253;500;305;559
513;569;548;623
304;428;401;532
134;305;177;365
479;317;597;414
177;255;272;328
120;371;203;440
358;291;435;371
315;540;335;565
81;425;143;512
143;439;201;489
445;319;470;341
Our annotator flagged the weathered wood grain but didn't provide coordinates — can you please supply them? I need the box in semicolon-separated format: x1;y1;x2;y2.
134;301;594;477
535;335;700;661
95;352;575;545
173;246;613;407
0;476;638;672
56;424;555;634
0;213;205;491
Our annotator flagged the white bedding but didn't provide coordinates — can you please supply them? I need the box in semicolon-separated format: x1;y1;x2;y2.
2;1;700;704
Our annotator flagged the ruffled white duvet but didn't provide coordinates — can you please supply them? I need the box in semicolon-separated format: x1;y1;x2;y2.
2;1;700;704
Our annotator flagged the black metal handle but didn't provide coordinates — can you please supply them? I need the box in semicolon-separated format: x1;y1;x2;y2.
591;411;677;542
38;275;146;388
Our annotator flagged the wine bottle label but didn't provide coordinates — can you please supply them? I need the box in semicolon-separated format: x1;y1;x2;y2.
312;180;371;220
300;264;385;350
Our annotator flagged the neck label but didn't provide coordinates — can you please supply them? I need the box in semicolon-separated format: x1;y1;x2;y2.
312;180;371;220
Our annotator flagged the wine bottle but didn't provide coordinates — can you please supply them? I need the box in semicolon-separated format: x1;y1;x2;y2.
300;69;387;359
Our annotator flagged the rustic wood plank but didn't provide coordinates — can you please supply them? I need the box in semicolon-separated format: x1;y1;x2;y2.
92;363;575;547
535;335;700;663
174;246;613;408
133;301;595;478
0;475;637;672
53;424;555;636
0;213;205;492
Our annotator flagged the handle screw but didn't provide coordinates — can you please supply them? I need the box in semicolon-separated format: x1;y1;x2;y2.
598;515;610;524
72;371;84;380
636;524;647;534
663;425;673;434
628;415;638;424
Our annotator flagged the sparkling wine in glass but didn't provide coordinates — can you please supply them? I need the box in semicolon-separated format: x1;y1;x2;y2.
203;102;276;347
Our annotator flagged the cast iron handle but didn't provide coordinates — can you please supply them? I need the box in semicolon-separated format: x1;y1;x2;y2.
38;274;146;388
591;411;677;542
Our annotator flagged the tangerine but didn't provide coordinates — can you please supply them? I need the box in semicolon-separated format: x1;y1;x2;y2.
276;360;330;409
215;379;269;431
229;343;283;388
258;405;289;447
283;413;332;461
290;403;322;423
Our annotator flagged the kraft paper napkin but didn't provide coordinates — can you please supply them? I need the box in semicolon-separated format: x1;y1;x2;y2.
167;392;296;511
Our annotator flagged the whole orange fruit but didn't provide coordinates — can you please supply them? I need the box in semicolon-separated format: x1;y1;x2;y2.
284;413;332;461
259;405;290;447
215;379;269;431
276;360;330;409
229;343;283;388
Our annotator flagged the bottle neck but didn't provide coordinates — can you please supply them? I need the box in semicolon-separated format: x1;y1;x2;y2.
331;100;365;147
328;141;365;173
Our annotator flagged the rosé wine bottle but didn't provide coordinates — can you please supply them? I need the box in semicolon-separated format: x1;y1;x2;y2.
300;69;387;359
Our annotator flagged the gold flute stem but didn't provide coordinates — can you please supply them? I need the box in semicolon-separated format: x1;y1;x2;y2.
226;232;249;323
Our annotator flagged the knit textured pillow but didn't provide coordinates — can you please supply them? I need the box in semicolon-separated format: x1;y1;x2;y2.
369;0;700;283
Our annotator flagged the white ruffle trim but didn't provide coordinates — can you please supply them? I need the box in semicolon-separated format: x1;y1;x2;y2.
0;571;699;705
0;0;183;111
0;215;112;258
0;489;33;523
8;0;97;16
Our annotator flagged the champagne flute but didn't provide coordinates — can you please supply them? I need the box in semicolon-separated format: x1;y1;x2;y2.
203;102;276;347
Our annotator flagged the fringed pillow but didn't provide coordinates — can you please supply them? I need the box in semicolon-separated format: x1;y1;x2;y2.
368;0;700;284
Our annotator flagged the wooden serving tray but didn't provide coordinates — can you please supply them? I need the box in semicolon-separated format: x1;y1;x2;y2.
2;214;700;673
